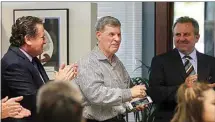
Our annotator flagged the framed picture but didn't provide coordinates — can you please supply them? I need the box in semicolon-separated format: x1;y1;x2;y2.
13;9;69;80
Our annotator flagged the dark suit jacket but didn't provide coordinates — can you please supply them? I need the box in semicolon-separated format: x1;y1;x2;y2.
148;48;215;122
1;45;49;122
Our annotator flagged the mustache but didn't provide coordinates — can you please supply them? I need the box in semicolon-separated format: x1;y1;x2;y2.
177;40;189;44
112;44;120;46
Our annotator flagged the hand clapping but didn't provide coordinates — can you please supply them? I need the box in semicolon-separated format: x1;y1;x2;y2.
185;74;198;87
54;63;78;82
1;96;31;119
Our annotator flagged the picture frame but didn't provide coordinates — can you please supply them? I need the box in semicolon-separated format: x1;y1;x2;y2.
13;9;69;80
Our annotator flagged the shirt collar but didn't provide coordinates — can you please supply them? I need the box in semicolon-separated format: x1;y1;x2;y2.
19;48;33;62
93;46;107;60
93;46;117;63
178;48;197;61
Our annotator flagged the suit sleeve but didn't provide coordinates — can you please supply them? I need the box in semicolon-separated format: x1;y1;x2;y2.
2;63;37;113
148;56;179;104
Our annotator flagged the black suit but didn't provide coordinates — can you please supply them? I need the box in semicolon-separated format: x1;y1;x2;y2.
148;48;215;122
1;45;49;122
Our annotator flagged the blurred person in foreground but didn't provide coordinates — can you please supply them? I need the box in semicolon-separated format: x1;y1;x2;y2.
73;16;147;122
171;80;215;122
1;16;77;122
36;81;84;122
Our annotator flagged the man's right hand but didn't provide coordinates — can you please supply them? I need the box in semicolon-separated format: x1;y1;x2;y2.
55;63;78;82
1;96;31;119
208;83;215;88
185;74;198;87
130;85;147;98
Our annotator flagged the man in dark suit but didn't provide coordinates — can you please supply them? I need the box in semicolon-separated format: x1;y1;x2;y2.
1;16;77;122
148;16;215;122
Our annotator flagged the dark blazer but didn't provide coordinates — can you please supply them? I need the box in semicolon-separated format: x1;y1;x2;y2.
1;45;49;122
148;48;215;122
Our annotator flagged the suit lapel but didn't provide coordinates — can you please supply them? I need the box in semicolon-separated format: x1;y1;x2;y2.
10;46;49;86
31;62;45;87
172;49;187;80
172;50;208;81
197;51;207;81
34;57;49;83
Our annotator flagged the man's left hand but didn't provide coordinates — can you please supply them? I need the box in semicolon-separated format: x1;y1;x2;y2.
55;63;78;82
208;83;215;88
13;107;31;119
135;104;147;111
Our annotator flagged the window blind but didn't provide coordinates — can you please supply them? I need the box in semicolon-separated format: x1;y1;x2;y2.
97;2;142;122
97;2;142;79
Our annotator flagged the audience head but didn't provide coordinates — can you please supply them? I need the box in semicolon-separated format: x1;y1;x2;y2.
95;16;121;56
36;81;83;122
10;16;46;57
171;82;215;122
172;16;200;55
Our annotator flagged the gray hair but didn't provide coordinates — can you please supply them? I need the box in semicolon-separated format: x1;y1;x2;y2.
172;16;199;35
95;16;121;31
36;81;83;122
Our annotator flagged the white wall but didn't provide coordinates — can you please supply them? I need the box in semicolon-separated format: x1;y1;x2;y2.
1;1;97;63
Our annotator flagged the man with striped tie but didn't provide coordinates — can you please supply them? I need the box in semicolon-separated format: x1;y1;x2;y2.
148;16;215;122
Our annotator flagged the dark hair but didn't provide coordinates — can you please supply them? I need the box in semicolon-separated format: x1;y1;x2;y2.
172;16;199;35
9;16;43;47
37;81;83;122
95;16;121;32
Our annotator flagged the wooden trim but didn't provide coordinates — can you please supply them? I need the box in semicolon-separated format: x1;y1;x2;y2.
155;2;174;55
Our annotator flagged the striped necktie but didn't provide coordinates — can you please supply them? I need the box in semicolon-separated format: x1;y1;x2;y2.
184;55;196;76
